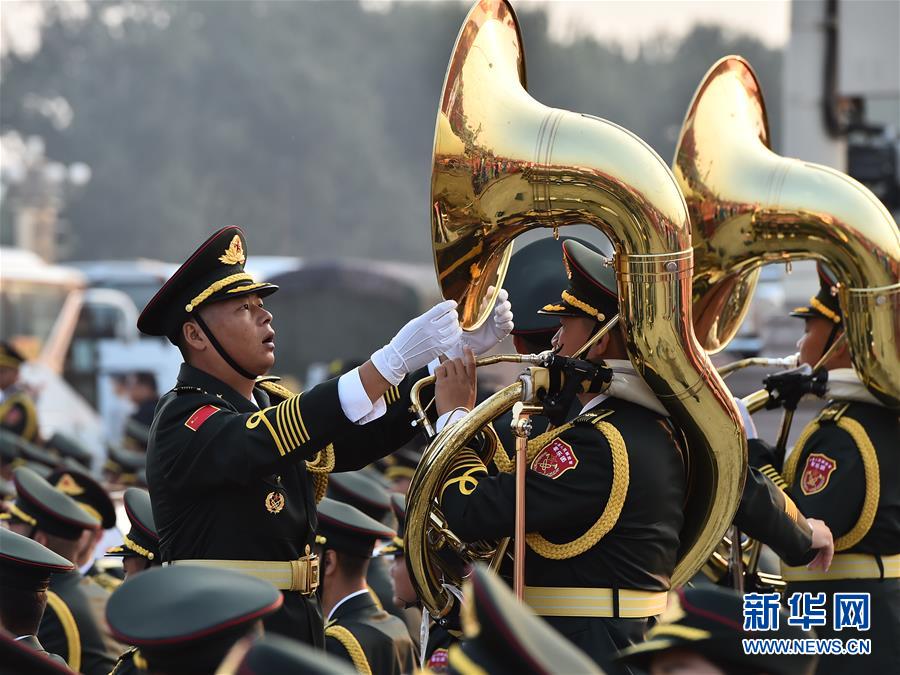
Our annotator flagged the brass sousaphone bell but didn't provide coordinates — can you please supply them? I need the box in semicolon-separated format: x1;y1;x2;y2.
676;56;900;407
405;0;747;618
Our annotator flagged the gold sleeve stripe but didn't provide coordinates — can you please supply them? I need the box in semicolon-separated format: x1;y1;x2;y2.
46;591;81;673
275;398;300;449
292;396;310;444
783;493;800;525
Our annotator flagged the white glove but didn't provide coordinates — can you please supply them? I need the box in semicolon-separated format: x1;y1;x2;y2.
733;396;758;440
371;300;461;385
447;287;514;359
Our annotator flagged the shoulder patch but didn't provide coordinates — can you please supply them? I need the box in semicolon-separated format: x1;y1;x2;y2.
184;404;220;431
800;452;838;495
427;648;449;672
530;437;579;479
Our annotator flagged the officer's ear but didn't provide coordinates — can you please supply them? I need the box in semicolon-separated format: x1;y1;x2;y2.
181;319;208;355
585;330;611;362
323;549;340;579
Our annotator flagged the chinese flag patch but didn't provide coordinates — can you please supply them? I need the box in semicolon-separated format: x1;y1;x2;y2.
530;438;579;479
184;405;220;431
800;453;838;495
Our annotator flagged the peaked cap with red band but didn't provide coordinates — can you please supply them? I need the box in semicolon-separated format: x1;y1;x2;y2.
137;226;278;341
4;466;101;540
106;565;282;673
538;239;619;325
316;497;396;558
790;263;842;324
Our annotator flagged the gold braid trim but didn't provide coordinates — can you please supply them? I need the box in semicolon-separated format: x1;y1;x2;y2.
226;282;268;294
448;645;488;675
784;415;881;551
0;355;21;368
257;380;296;400
326;623;372;675
810;297;841;323
7;503;37;526
526;420;629;560
46;590;81;673
832;417;880;550
0;394;38;442
306;444;335;503
561;291;604;321
185;272;253;312
123;534;155;560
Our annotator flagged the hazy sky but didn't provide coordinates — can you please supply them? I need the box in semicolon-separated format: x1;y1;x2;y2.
2;1;792;58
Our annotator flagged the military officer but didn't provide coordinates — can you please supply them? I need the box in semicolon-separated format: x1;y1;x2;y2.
328;471;410;629
434;241;685;673
218;634;354;675
105;489;160;675
446;564;603;675
106;487;160;579
434;240;832;672
615;586;817;675
138;226;512;647
378;493;456;673
0;528;72;667
106;566;282;675
2;467;115;675
316;497;416;674
749;264;900;674
0;342;39;444
46;467;117;576
0;629;73;675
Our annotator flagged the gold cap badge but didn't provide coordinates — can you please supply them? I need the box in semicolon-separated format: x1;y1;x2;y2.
55;473;85;496
219;235;246;266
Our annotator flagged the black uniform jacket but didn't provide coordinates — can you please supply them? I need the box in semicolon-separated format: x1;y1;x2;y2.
750;399;900;559
39;570;116;675
325;592;416;675
443;395;686;592
147;364;421;645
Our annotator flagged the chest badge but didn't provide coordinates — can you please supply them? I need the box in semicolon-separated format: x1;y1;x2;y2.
800;453;838;496
265;491;286;514
530;438;578;479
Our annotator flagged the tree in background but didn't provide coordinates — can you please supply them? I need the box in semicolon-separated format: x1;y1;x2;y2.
0;0;781;263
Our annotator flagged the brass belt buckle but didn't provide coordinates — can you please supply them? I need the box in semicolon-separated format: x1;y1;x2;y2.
307;553;320;594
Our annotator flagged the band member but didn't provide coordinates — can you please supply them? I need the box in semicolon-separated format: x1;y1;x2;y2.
137;227;511;646
615;586;818;675
2;467;115;675
433;241;833;672
379;493;456;673
0;528;73;667
105;488;160;579
435;241;687;674
749;264;900;674
106;566;282;675
316;497;415;674
446;564;602;675
105;489;160;675
0;342;39;443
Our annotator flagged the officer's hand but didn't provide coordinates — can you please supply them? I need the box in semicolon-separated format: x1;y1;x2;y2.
371;300;462;385
447;287;514;359
435;347;477;416
806;518;834;572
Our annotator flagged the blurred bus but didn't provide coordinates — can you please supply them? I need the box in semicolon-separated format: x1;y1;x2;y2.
260;258;440;385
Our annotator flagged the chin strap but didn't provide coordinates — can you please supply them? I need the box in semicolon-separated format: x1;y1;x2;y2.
193;313;260;380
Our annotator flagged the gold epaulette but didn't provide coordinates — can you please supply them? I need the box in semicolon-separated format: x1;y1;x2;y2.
256;379;296;401
572;409;615;426
818;402;850;424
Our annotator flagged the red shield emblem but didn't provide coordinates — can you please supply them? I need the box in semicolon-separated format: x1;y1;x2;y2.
530;438;578;479
800;453;838;496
